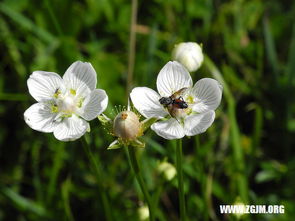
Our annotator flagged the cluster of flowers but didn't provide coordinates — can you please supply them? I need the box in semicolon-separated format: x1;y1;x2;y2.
24;42;222;147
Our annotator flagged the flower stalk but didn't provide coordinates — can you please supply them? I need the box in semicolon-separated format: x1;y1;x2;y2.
126;146;155;221
204;55;248;203
81;138;113;221
176;139;186;221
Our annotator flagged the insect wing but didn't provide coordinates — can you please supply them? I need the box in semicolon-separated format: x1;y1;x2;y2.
171;87;188;99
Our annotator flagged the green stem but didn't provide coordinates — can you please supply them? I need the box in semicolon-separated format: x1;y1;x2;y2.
176;139;186;221
44;0;63;36
204;55;249;203
81;138;113;221
47;142;65;204
126;0;138;95
126;146;155;221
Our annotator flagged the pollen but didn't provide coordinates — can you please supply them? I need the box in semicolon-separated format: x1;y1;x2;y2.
186;95;194;104
185;107;192;115
70;89;76;95
51;104;58;113
53;89;61;98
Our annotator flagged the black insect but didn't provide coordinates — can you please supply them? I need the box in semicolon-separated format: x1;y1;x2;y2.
159;88;188;109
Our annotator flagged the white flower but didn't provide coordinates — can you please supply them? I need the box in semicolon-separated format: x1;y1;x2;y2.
172;42;204;72
130;61;222;140
24;61;108;141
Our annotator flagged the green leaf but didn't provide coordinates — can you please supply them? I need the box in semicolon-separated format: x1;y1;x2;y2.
1;187;49;217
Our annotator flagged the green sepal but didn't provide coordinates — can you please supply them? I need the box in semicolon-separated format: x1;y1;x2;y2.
130;138;145;148
141;117;158;132
107;140;123;150
98;114;112;125
86;124;91;133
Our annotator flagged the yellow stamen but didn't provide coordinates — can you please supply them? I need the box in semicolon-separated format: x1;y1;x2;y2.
77;98;84;108
186;95;194;104
51;104;58;113
70;89;76;95
53;89;61;98
185;108;192;115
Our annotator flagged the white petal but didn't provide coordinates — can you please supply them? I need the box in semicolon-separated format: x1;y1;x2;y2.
27;71;64;102
107;140;121;150
79;89;108;121
53;115;89;141
63;61;97;97
24;103;57;133
184;111;215;136
191;78;222;112
156;61;193;97
130;87;168;118
151;118;185;140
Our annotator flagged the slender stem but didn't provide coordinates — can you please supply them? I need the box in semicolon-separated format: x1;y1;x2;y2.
204;55;248;203
47;142;65;204
126;146;155;221
176;139;186;221
126;0;138;95
44;0;63;36
81;138;113;221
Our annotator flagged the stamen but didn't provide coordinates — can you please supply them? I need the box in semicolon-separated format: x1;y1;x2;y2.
186;95;194;104
70;89;76;95
51;104;58;113
77;97;84;108
53;89;61;98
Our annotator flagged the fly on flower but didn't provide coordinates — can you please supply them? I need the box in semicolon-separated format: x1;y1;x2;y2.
130;61;222;140
24;61;108;141
159;87;189;117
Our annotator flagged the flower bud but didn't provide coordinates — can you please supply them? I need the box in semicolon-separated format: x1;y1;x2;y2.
113;111;141;140
157;161;177;181
138;205;149;221
172;42;204;72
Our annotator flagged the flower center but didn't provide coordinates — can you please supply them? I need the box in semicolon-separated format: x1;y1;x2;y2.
61;95;77;113
186;95;194;104
51;89;84;118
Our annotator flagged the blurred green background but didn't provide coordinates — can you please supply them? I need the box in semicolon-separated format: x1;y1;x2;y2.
0;0;294;220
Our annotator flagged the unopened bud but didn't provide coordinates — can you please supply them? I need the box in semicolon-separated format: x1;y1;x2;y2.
172;42;204;72
113;111;141;140
138;205;149;221
157;161;177;181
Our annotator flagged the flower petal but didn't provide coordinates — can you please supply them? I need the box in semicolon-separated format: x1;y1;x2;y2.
63;61;97;97
191;78;222;112
53;115;89;141
151;118;185;140
130;87;167;118
184;111;215;136
27;71;64;102
156;61;193;97
79;89;108;121
24;103;57;133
